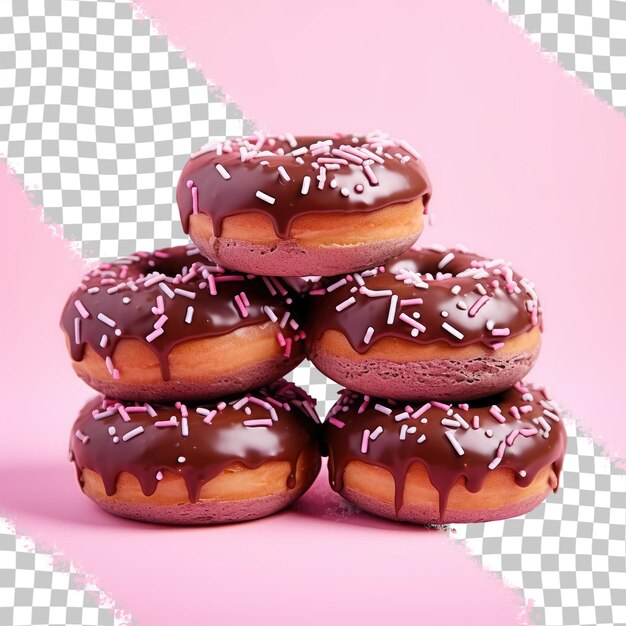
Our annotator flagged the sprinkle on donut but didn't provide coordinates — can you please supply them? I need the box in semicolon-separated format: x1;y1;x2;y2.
176;132;432;239
60;244;305;380
324;382;566;519
307;245;543;352
70;380;321;503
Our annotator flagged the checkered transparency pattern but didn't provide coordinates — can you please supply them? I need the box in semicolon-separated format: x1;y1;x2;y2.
491;0;626;114
0;519;132;626
1;1;626;626
0;0;253;260
452;417;626;626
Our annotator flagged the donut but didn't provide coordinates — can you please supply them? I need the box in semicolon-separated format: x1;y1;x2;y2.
176;131;432;276
324;382;566;524
306;245;542;401
60;244;306;402
69;380;322;525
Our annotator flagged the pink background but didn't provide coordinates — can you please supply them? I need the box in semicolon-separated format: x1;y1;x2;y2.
1;0;625;624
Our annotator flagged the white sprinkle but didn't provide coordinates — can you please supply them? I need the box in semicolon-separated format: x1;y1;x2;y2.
174;288;196;299
417;434;426;444
159;282;175;299
216;163;231;180
394;412;410;422
335;296;356;312
326;277;347;292
301;176;311;195
97;313;116;328
387;294;398;324
75;429;90;444
340;187;349;197
184;306;194;324
177;456;186;463
445;430;465;456
440;310;449;318
519;470;527;478
374;403;392;415
441;418;461;428
277;165;291;182
363;326;375;344
156;471;163;481
451;285;461;295
291;146;308;157
108;426;116;436
256;190;276;204
181;417;189;437
442;322;464;340
438;252;455;269
370;426;384;440
488;456;502;470
122;426;145;442
263;305;278;323
486;319;495;331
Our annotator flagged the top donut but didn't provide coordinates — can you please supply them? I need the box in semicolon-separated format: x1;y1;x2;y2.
176;131;432;276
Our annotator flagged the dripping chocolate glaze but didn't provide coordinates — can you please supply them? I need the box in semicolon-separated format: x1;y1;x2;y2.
69;381;321;503
60;245;305;380
307;246;543;352
324;384;566;519
176;133;432;239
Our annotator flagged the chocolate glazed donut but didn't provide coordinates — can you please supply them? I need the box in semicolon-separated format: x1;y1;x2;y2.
60;244;306;402
306;245;543;401
69;380;322;525
176;132;432;276
324;382;566;524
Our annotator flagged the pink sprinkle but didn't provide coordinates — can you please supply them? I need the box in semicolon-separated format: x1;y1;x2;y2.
363;163;378;185
492;327;511;337
431;401;451;411
74;300;90;319
488;342;505;351
154;314;168;329
520;427;539;437
240;291;250;307
358;396;371;414
413;403;432;419
234;294;248;318
73;318;81;344
146;327;164;343
506;430;521;446
276;332;286;347
489;405;506;423
472;415;480;429
468;295;490;318
125;406;148;413
217;401;227;411
400;298;424;307
519;405;533;414
399;313;426;332
117;406;131;422
283;337;293;358
207;273;217;295
155;417;178;427
509;406;522;420
328;417;346;429
459;403;469;411
309;288;326;296
243;418;273;428
361;429;371;454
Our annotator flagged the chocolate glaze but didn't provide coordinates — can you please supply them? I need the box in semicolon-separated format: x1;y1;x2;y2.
324;383;566;519
307;246;543;352
176;132;432;239
69;380;321;503
60;245;306;380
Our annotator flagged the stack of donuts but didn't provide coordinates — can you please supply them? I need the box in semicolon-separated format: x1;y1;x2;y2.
62;131;566;525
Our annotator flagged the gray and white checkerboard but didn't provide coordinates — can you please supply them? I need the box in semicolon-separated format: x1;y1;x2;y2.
1;1;626;625
491;0;626;115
